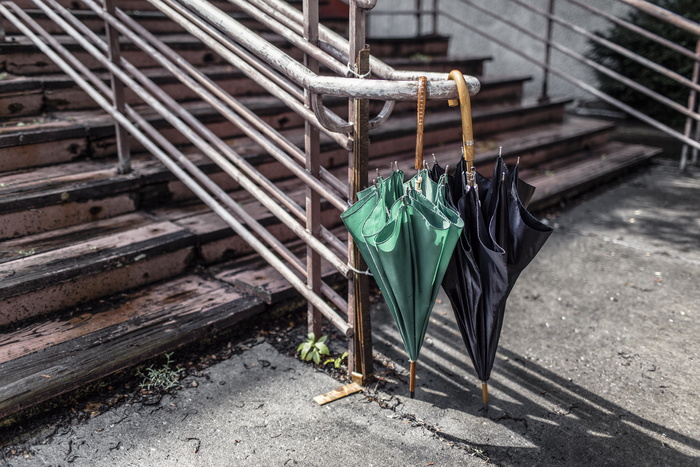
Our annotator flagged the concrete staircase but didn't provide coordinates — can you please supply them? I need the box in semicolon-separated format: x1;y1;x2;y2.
0;0;661;419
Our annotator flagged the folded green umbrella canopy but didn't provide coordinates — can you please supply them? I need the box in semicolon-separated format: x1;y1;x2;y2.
342;168;463;397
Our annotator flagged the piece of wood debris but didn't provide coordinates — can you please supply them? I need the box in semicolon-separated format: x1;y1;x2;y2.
313;382;362;406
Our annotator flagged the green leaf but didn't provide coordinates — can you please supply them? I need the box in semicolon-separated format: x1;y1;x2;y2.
316;335;328;344
300;342;312;360
307;332;316;342
312;351;321;365
315;343;330;356
297;342;306;352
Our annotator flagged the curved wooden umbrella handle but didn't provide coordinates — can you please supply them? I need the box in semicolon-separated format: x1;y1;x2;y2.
415;76;428;171
447;70;475;171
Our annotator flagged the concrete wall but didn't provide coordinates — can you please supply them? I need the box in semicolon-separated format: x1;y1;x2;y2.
367;0;632;106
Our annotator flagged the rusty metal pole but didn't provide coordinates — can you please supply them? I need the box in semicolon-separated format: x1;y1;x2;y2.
303;0;322;339
103;0;130;174
680;37;700;171
347;0;373;385
539;0;555;103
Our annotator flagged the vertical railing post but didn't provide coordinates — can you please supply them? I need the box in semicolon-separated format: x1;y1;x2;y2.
415;0;422;36
347;0;373;385
680;37;700;171
103;0;131;174
540;0;556;103
432;0;439;35
303;0;323;338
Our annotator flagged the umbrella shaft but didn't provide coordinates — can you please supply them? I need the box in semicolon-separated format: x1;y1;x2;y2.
409;361;417;398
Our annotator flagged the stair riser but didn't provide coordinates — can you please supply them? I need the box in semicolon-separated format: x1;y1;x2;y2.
0;138;88;172
0;91;43;117
2;75;269;116
0;192;341;326
195;207;343;265
0;98;564;171
476;105;567;136
0;247;194;327
4;47;224;76
368;37;450;58
0;194;136;240
387;59;485;76
511;130;611;169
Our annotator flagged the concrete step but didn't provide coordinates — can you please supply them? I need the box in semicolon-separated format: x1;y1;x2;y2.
525;141;663;211
0;211;197;326
1;9;260;36
0;65;268;117
366;34;450;58
0;32;304;75
371;115;617;175
384;55;492;77
7;0;244;12
0;217;347;421
0;271;265;420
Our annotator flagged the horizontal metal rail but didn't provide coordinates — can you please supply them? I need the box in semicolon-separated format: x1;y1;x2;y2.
569;0;698;62
0;1;353;336
618;0;700;37
504;0;700;110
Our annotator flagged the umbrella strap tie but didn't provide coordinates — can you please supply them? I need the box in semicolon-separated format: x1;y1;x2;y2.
347;263;373;276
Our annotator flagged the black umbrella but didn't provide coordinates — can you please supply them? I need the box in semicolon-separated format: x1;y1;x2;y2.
431;71;553;403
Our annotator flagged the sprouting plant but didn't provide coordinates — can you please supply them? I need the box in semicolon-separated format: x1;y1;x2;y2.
324;351;348;369
297;332;330;365
136;352;181;391
17;248;36;256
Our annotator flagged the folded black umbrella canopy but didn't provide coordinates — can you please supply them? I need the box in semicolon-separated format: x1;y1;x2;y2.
430;71;553;404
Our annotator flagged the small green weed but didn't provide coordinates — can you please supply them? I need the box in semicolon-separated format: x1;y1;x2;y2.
324;351;348;369
136;352;181;391
297;332;330;365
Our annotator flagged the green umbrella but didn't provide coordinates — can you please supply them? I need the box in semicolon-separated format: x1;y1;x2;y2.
342;168;462;397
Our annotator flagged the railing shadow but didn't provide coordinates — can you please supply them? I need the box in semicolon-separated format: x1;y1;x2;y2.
371;301;700;467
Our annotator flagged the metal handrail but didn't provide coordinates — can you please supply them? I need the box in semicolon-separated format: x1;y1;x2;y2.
398;0;700;168
170;0;479;102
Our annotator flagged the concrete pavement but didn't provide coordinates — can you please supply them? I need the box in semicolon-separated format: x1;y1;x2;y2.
3;158;699;466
